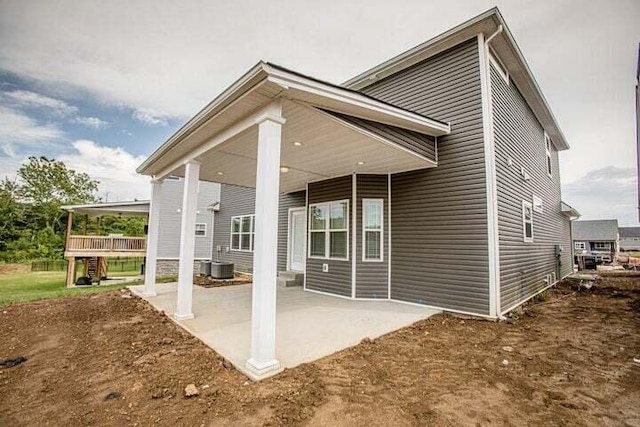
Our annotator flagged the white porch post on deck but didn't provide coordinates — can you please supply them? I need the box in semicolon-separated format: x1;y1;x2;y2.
174;161;201;321
143;179;163;297
246;101;285;377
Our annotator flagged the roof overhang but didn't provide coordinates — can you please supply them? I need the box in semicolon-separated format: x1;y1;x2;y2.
343;7;570;151
62;201;150;217
137;62;450;179
561;201;581;220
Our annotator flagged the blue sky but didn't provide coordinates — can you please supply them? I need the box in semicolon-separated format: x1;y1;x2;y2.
0;0;639;224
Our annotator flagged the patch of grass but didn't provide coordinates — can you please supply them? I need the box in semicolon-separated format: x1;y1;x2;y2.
534;289;551;302
0;270;134;307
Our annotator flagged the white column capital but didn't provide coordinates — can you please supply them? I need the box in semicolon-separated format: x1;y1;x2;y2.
183;159;202;167
254;113;286;126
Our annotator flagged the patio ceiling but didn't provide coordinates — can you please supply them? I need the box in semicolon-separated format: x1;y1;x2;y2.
167;100;438;193
137;62;451;192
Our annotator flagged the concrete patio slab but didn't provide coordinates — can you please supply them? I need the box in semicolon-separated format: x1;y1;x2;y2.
129;282;440;380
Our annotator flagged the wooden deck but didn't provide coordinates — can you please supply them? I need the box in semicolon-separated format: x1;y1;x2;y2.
64;235;146;257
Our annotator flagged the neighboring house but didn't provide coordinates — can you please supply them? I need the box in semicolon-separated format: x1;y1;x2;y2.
62;178;219;285
571;220;619;259
619;227;640;252
137;8;577;377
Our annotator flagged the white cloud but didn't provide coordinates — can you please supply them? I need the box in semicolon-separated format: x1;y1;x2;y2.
132;108;169;126
563;166;638;226
72;116;109;129
2;89;78;117
58;140;150;201
0;106;64;155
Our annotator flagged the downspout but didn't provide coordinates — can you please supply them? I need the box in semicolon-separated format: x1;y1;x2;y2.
480;25;504;320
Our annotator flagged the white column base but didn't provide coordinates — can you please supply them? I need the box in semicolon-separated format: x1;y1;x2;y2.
173;312;195;321
246;358;281;378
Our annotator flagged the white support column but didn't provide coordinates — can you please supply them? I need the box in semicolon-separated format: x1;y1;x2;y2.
246;101;285;378
143;179;163;297
174;161;200;321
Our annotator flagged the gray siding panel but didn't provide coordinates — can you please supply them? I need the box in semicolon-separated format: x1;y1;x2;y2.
363;38;491;315
212;184;255;273
306;175;353;297
157;179;219;260
213;184;306;274
355;175;389;298
491;65;573;312
323;110;437;162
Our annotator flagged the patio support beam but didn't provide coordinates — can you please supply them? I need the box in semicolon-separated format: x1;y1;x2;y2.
174;161;201;321
246;100;285;378
143;179;163;297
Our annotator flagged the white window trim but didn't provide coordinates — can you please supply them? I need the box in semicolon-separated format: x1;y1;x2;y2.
362;198;384;262
489;48;509;84
575;242;585;250
308;199;349;261
594;242;610;250
544;132;553;178
195;223;207;237
230;214;255;253
522;200;534;243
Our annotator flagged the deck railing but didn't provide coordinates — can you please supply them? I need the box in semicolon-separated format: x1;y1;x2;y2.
66;235;146;252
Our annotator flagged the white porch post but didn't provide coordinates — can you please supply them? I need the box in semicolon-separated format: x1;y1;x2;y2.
143;179;163;297
246;102;285;377
174;161;200;321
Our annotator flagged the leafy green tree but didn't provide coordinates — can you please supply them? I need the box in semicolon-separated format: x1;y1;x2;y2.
16;156;99;234
0;178;24;252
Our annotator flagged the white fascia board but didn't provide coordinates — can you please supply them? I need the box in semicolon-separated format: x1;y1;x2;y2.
62;200;150;211
264;66;450;136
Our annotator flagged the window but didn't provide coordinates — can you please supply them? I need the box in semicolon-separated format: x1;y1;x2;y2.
309;200;348;260
575;242;586;250
230;214;255;252
544;133;553;177
594;242;610;250
195;223;207;237
522;201;533;243
363;199;383;261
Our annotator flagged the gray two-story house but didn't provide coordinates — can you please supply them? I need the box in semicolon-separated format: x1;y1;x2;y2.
138;8;577;378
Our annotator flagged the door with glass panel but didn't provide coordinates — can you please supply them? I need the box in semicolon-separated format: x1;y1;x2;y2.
288;208;306;271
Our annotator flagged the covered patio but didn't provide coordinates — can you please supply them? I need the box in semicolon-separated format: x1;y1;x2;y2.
136;61;450;379
129;282;439;380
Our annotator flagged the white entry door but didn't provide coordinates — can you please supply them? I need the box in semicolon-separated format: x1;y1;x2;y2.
288;208;306;272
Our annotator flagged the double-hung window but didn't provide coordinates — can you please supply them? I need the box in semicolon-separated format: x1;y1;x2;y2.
309;200;348;260
522;201;534;243
594;242;610;250
362;199;383;261
230;214;255;251
545;133;553;177
575;242;585;250
195;223;207;237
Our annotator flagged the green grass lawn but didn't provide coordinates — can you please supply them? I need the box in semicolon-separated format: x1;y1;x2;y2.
0;270;139;306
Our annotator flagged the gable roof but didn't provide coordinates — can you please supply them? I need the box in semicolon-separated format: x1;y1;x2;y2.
342;7;570;151
572;220;619;241
619;227;640;239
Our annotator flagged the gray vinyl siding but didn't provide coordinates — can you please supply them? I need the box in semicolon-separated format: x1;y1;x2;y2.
323;110;437;162
490;64;572;313
212;184;255;273
355;175;389;299
157;178;219;260
277;191;307;272
212;184;306;274
306;175;353;297
362;38;490;315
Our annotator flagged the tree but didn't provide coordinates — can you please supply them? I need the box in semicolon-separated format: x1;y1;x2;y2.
16;156;100;234
0;178;24;252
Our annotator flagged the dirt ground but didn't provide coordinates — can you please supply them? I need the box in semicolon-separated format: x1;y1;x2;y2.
1;274;639;426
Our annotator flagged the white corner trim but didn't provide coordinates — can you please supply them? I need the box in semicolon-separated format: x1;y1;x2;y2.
387;173;392;300
351;173;357;298
478;33;501;319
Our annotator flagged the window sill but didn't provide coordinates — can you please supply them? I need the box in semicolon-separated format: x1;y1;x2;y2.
230;249;254;253
308;256;349;261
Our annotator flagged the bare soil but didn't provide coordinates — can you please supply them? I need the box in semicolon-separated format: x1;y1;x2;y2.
1;274;639;426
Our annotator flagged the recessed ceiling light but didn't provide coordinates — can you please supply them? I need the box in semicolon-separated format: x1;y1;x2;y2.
357;161;365;165
293;141;302;147
217;172;224;176
280;166;290;173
